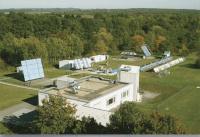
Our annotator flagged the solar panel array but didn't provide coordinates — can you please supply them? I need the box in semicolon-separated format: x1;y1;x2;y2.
154;57;185;73
140;57;173;72
141;45;151;57
74;58;91;70
21;58;44;81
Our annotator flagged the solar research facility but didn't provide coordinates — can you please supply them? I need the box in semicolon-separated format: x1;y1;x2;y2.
21;58;45;81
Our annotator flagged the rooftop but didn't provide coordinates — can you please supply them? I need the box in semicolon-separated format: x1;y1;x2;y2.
40;77;128;102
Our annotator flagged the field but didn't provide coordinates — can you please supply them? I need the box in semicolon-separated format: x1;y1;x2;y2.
0;84;37;110
0;67;74;110
92;56;156;69
138;53;200;133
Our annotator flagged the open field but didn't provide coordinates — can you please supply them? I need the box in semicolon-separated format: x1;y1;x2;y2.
137;53;200;133
0;84;37;110
92;57;156;69
44;68;74;78
0;68;74;87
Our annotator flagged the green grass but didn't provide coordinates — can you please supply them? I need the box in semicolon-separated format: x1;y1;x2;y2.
70;73;92;79
138;53;200;133
92;57;156;69
0;67;74;87
0;84;37;110
44;68;74;78
0;122;12;134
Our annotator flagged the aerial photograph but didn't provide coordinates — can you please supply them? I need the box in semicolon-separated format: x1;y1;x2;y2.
0;0;199;135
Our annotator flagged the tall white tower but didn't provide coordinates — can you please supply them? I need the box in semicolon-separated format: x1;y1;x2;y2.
117;65;141;102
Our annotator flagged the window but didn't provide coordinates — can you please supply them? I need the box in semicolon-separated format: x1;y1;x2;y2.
121;90;129;98
107;97;116;106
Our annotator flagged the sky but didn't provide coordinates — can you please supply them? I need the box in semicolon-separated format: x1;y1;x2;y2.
0;0;199;10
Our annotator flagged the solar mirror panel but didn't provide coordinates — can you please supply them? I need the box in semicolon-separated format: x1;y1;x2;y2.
87;58;92;67
74;60;79;70
78;59;83;69
85;58;89;68
82;58;87;68
21;58;45;81
141;45;151;57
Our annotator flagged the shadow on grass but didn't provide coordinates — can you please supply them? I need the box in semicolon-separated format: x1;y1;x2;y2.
180;63;199;69
2;111;37;134
23;96;38;106
54;64;59;69
4;73;24;81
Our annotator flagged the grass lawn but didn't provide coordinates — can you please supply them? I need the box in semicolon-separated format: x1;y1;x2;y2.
0;67;75;87
138;53;200;133
0;84;37;110
0;122;12;134
44;67;74;78
92;57;156;69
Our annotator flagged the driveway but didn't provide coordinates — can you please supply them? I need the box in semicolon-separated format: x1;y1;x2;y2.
0;102;36;121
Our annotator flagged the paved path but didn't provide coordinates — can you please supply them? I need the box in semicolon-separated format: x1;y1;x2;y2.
0;81;39;91
0;102;36;121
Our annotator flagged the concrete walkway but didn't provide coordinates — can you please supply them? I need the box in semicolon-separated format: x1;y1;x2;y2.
0;81;39;91
0;102;36;121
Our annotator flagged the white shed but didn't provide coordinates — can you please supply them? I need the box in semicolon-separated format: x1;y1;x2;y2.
90;55;109;63
59;60;74;69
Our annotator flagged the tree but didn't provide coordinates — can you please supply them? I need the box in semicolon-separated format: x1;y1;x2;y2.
33;95;76;134
55;31;84;58
148;112;186;134
72;117;106;134
45;37;66;64
108;102;149;134
93;27;113;54
0;33;23;66
132;35;145;52
20;36;48;62
108;102;186;134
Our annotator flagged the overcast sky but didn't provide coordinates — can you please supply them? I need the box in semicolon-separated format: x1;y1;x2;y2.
0;0;199;10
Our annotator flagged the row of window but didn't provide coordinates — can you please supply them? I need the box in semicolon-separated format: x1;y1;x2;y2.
106;90;129;106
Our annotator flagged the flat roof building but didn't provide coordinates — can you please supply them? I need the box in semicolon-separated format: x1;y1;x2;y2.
38;65;141;125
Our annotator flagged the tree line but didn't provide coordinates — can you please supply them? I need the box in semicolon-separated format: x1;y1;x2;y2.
0;10;199;67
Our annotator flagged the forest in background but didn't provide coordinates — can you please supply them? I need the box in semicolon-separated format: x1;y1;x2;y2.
0;9;199;67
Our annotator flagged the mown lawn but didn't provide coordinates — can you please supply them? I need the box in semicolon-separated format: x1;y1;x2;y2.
0;122;12;134
44;67;74;78
92;57;156;69
138;53;200;133
0;84;37;110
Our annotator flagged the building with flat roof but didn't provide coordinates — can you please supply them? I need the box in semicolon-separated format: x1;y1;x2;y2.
38;65;141;125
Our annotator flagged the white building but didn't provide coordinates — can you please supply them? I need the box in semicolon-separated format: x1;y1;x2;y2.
59;55;108;70
117;65;141;102
38;65;141;125
90;55;109;63
59;58;92;70
164;51;171;58
59;60;74;69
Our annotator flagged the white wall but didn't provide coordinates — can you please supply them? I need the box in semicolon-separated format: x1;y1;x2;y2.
90;55;108;63
60;99;112;126
117;65;140;101
59;60;74;69
38;92;49;106
87;84;136;111
38;93;112;126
